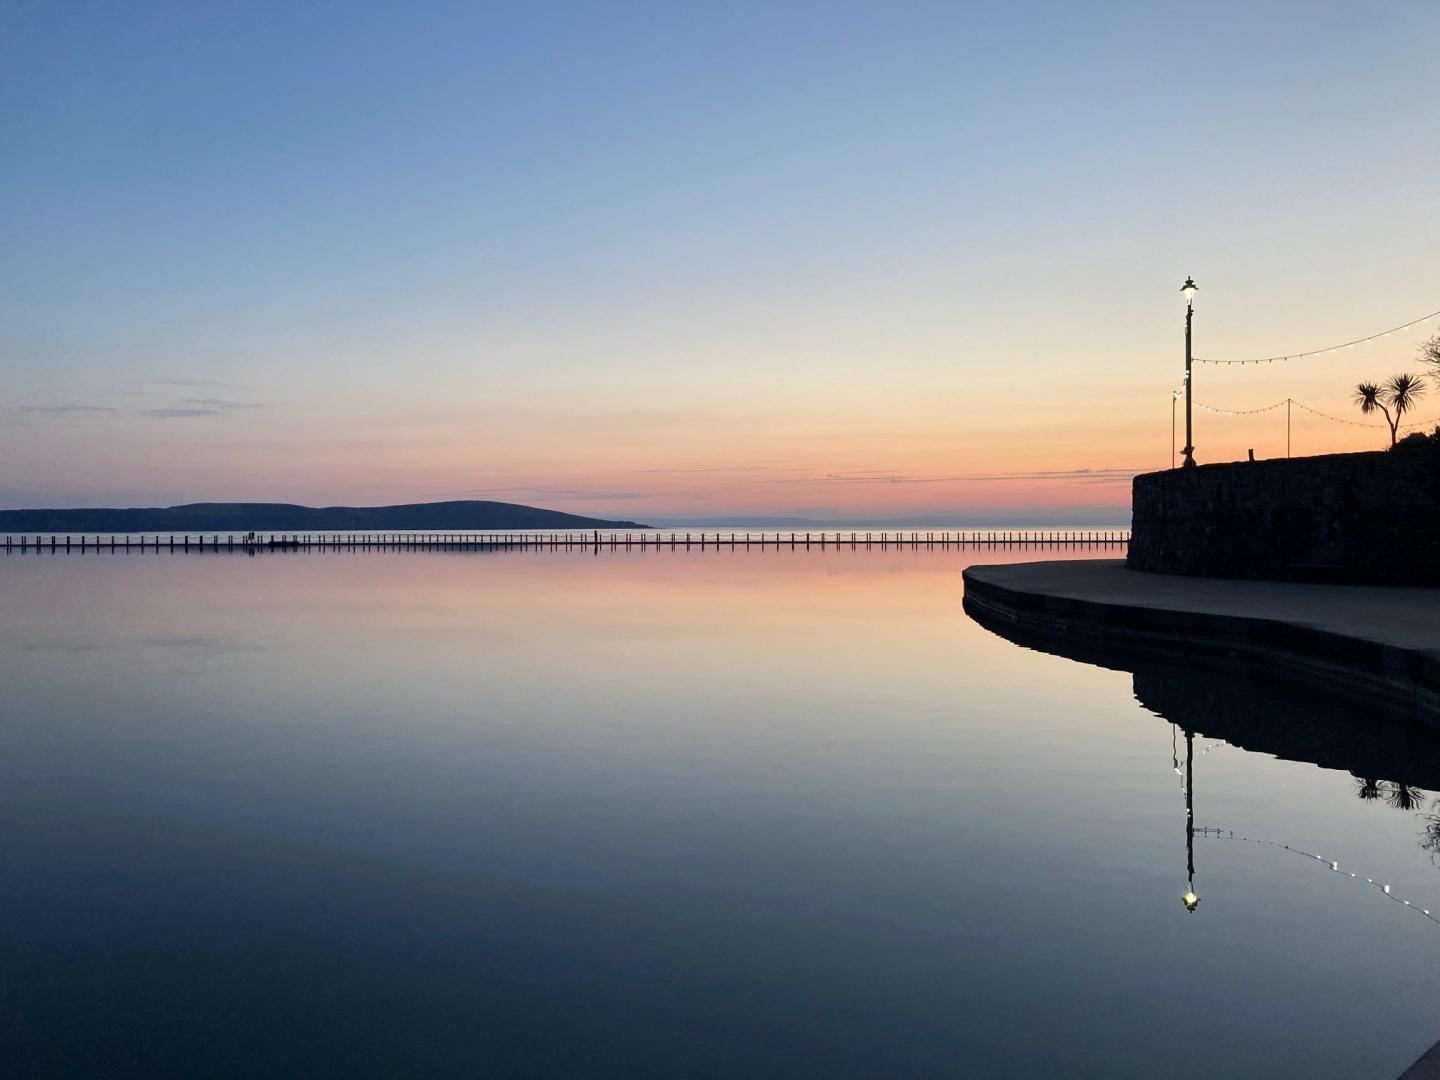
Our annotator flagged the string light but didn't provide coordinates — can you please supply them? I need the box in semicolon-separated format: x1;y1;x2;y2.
1196;827;1440;927
1290;400;1440;431
1194;307;1440;366
1174;733;1228;800
1290;400;1386;429
1167;727;1436;928
1195;399;1288;416
1191;397;1440;431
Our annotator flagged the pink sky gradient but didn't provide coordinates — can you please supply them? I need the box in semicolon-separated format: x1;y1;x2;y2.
4;308;1433;520
3;5;1436;519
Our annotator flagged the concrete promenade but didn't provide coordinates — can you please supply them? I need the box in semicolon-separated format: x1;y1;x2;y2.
962;559;1440;719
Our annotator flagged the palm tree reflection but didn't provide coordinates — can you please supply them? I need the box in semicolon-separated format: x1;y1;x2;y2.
1385;784;1427;811
1353;780;1440;864
1355;778;1430;817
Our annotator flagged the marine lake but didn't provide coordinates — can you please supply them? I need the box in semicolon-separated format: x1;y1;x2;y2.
4;543;1438;1078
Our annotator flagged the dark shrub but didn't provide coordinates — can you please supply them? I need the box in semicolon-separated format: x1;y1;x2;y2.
1388;429;1434;449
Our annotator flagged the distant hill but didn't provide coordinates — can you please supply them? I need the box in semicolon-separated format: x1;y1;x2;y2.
0;501;650;533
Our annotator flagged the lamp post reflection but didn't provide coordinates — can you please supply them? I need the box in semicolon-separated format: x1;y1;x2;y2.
1168;724;1439;924
1181;726;1200;912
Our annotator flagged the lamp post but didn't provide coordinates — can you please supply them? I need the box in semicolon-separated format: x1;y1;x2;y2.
1171;390;1182;469
1181;277;1198;468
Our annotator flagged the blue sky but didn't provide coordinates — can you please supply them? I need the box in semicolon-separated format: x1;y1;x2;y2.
2;2;1437;516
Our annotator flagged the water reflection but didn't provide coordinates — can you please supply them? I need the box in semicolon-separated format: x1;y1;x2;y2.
964;597;1440;781
5;550;1439;1078
1171;722;1440;934
965;596;1440;899
1180;727;1201;913
1192;825;1440;929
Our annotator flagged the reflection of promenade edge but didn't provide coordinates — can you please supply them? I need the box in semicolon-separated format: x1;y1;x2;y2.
961;566;1440;722
963;582;1440;790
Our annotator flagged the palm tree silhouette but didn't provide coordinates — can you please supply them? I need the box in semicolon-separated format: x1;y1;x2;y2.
1354;373;1425;447
1384;782;1428;811
1355;777;1383;802
1353;778;1429;809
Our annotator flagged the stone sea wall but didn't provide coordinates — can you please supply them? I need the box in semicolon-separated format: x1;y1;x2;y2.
1127;447;1440;585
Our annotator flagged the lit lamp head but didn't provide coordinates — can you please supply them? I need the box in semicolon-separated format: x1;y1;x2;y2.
1180;277;1198;306
1181;888;1200;913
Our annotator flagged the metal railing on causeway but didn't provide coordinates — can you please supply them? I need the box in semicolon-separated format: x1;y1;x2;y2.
2;529;1130;554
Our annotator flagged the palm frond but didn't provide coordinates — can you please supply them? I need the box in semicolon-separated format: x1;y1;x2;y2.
1384;782;1428;811
1356;777;1383;801
1385;373;1425;416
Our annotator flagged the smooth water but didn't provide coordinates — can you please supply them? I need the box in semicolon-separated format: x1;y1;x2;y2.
3;546;1438;1078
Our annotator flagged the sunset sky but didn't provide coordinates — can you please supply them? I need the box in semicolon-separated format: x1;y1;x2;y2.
3;2;1438;522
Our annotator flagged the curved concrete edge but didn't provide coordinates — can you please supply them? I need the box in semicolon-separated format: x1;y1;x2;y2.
1402;1037;1440;1079
1400;1035;1440;1080
962;565;1440;724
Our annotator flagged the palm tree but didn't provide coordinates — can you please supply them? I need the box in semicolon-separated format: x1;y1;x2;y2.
1384;782;1428;811
1353;373;1426;447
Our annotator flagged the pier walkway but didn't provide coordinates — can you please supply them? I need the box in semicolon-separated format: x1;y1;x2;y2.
4;529;1129;555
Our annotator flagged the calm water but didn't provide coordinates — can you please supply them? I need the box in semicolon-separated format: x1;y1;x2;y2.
3;545;1439;1078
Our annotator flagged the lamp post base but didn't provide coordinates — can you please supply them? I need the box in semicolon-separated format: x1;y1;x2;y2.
1181;448;1196;469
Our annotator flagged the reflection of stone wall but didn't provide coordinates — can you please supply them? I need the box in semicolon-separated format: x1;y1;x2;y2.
1128;447;1440;584
962;570;1440;720
962;592;1440;772
1131;668;1440;790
